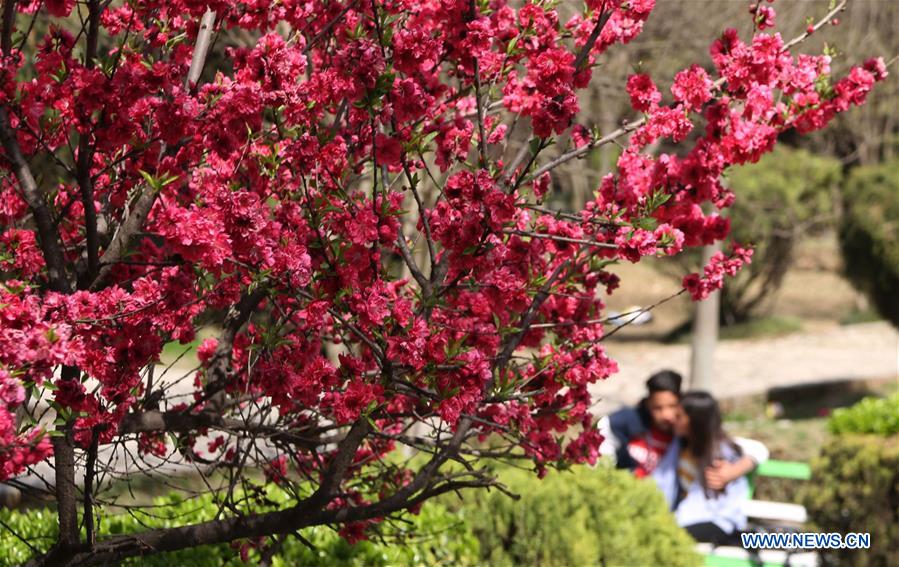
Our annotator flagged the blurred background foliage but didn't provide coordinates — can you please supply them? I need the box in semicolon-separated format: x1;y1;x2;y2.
839;160;899;327
722;149;842;325
438;464;700;567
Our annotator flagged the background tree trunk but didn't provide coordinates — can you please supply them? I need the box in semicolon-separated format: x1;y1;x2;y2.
690;241;722;392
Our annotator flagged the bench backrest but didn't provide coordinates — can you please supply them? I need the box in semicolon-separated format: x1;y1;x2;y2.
747;459;810;499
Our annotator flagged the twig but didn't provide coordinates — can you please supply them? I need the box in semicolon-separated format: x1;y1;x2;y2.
503;229;618;249
526;0;850;184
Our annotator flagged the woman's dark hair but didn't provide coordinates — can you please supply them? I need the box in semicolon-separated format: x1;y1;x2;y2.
646;370;683;396
680;391;741;496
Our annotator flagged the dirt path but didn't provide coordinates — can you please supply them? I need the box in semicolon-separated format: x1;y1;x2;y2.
590;321;899;415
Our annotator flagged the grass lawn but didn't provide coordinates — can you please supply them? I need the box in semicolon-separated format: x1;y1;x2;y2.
159;337;202;366
664;315;804;343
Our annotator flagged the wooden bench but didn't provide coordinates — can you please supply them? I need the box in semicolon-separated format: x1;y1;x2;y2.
744;459;810;525
701;459;818;567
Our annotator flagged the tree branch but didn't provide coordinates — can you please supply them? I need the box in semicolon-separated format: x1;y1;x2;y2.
118;408;333;450
43;474;491;566
573;3;614;72
196;287;269;410
83;428;101;547
492;260;569;376
526;0;848;184
92;9;218;290
185;10;217;89
396;229;432;296
1;0;15;55
503;229;618;249
75;0;104;287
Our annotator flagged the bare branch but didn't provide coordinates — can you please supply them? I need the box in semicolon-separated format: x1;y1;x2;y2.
782;0;847;51
186;10;217;89
92;9;218;290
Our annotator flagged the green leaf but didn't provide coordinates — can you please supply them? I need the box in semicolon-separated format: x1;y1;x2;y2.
506;35;520;55
633;216;658;231
420;130;440;148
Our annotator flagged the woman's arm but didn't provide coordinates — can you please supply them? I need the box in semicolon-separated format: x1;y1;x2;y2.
705;437;769;490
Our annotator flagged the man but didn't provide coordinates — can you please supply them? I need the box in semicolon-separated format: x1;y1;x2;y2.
598;370;768;489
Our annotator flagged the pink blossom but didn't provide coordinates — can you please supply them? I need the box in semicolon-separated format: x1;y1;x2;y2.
671;65;713;111
755;5;776;30
571;124;592;148
0;379;25;406
45;0;76;17
374;134;403;168
683;244;754;300
626;73;661;112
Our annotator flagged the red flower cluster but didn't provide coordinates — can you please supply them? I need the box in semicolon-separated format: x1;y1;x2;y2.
0;0;886;546
627;73;662;113
683;245;755;300
0;284;81;477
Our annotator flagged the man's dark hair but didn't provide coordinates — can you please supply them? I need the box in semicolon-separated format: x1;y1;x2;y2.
645;370;683;396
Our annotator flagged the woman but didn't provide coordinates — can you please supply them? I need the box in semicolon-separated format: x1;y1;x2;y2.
652;391;749;545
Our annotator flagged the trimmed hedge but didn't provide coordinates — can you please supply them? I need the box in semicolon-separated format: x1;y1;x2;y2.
0;487;480;566
805;394;899;565
828;392;899;436
804;435;899;566
442;463;701;567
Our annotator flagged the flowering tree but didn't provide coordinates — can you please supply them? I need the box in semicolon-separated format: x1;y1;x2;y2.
0;0;885;563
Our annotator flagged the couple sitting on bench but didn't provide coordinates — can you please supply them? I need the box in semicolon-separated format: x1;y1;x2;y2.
599;370;769;545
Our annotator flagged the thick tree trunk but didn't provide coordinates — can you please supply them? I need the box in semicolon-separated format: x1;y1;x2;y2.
48;364;83;559
51;436;79;547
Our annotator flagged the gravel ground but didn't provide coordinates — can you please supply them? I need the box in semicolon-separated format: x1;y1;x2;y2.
591;321;899;415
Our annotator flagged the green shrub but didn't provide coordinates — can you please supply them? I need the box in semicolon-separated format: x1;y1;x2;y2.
0;486;479;566
839;160;899;327
828;392;899;436
803;434;899;566
441;463;700;567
